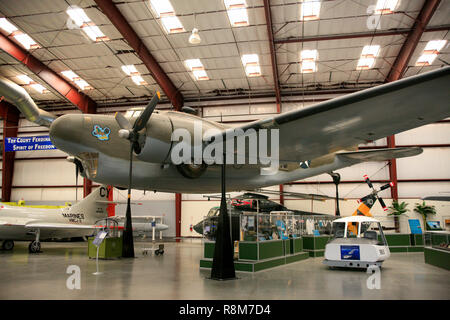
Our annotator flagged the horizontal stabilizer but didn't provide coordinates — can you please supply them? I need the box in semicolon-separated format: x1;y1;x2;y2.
96;200;142;205
336;147;422;162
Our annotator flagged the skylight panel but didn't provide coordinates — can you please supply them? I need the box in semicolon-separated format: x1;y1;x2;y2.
66;7;90;27
299;49;318;73
185;59;204;71
300;60;317;73
374;0;399;14
356;45;380;70
74;79;93;90
61;70;93;90
241;54;259;66
300;49;318;61
13;33;40;50
61;70;80;81
121;65;139;76
193;70;209;81
121;65;147;86
423;40;447;54
356;57;376;70
82;25;108;42
149;0;185;34
161;16;185;34
415;40;447;66
149;0;176;17
227;8;249;27
17;75;33;84
300;0;321;21
0;18;40;50
185;59;209;80
224;0;249;27
16;75;49;94
245;65;261;77
66;6;109;42
241;54;261;77
361;45;380;58
416;54;437;67
224;0;246;9
30;83;49;94
131;75;147;86
0;18;18;34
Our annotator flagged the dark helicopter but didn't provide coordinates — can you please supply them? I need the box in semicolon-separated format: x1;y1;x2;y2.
193;192;329;241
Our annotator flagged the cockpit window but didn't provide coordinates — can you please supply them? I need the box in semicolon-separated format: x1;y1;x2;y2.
207;208;219;217
332;222;346;238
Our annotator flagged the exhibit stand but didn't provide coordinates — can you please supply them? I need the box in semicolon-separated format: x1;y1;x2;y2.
200;212;309;272
424;231;450;270
301;215;335;257
88;218;123;259
369;216;425;252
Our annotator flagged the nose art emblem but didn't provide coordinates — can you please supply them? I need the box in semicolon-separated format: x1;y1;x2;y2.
92;125;111;141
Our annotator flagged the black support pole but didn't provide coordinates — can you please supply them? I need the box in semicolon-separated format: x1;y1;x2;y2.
122;144;135;258
330;172;341;217
211;159;236;280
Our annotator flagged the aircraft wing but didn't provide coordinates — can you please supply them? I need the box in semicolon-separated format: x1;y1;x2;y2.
25;222;100;230
205;67;450;162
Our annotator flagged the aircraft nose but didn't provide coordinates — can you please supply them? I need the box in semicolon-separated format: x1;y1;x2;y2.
49;114;84;152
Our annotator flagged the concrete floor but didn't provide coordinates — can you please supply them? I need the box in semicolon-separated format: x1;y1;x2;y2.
0;240;449;300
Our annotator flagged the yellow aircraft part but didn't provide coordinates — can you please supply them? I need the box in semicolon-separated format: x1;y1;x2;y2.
2;202;68;209
348;202;373;235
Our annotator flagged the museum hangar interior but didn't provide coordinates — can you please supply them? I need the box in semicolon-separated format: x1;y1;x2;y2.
0;0;448;300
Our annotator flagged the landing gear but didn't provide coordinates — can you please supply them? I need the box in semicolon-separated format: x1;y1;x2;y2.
28;228;41;253
28;241;41;253
1;240;14;251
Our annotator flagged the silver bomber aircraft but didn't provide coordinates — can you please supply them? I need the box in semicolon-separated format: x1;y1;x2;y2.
0;185;110;253
0;67;449;194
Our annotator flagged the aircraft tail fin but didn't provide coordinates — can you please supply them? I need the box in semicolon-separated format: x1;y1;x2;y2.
68;186;111;224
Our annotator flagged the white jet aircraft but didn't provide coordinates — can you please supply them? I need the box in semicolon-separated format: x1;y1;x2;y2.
0;186;110;253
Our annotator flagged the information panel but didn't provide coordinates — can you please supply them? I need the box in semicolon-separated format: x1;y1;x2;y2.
4;136;55;152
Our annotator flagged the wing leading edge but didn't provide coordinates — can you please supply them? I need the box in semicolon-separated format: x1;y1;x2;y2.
205;67;450;163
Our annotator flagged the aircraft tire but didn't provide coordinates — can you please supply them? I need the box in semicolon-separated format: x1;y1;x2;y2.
28;241;41;253
2;240;14;251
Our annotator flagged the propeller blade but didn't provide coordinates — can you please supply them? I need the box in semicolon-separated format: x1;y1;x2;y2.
115;112;132;130
133;91;161;132
380;182;392;191
378;197;388;211
75;163;78;202
363;174;373;189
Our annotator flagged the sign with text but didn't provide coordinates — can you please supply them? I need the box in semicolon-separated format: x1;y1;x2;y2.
4;136;55;152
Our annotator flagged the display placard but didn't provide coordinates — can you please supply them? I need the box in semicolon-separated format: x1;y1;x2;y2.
4;136;55;152
340;245;360;260
408;219;422;234
93;231;108;247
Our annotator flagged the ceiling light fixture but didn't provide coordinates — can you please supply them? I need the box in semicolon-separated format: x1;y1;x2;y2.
189;28;201;44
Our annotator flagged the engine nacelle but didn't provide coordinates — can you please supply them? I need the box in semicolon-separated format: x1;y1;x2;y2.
176;163;208;179
134;112;173;163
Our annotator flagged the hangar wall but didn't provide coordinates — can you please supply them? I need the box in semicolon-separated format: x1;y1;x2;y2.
1;95;449;238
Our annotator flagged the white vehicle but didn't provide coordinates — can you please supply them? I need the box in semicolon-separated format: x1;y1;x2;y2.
323;216;390;269
0;186;110;253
